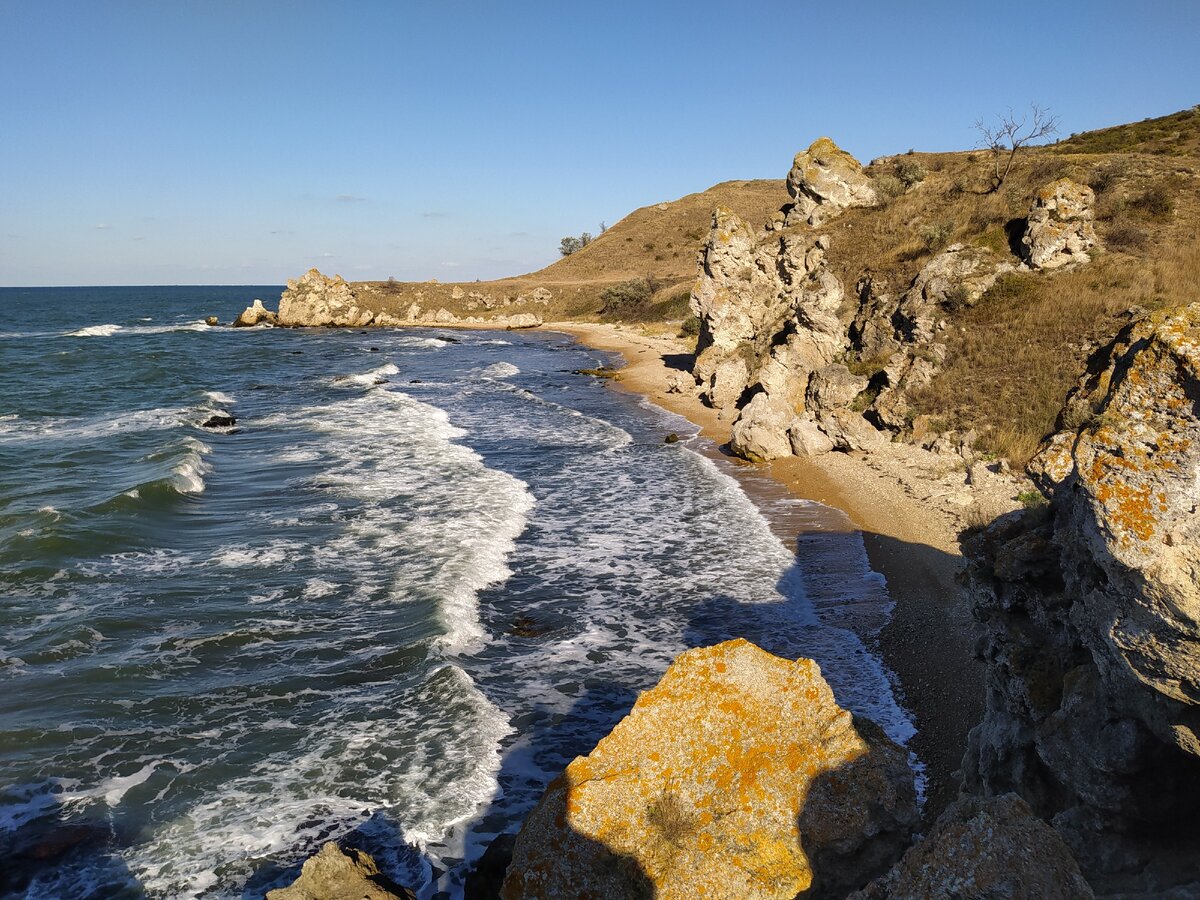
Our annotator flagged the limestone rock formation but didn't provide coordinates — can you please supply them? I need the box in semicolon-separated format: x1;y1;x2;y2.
689;206;849;449
232;298;277;327
965;304;1200;893
849;794;1093;900
894;244;1013;345
503;313;542;329
501;639;917;900
1022;178;1097;270
729;392;795;462
278;268;375;327
266;842;415;900
785;138;878;227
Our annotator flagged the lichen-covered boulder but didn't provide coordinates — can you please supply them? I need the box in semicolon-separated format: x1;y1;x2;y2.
1022;178;1097;270
785;137;878;227
1053;305;1200;743
849;794;1093;900
278;268;374;327
232;298;277;327
964;304;1200;890
266;842;415;900
501;639;917;900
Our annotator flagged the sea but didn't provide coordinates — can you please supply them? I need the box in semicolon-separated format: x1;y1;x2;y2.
0;286;914;898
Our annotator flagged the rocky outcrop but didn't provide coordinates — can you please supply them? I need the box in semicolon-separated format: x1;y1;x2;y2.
893;244;1014;345
785;138;879;227
689;206;849;452
232;298;277;327
266;842;415;900
503;313;542;329
1022;178;1097;270
501;639;917;900
278;268;375;327
964;304;1200;894
849;794;1093;900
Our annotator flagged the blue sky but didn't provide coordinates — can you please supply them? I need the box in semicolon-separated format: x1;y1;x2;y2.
2;1;1197;286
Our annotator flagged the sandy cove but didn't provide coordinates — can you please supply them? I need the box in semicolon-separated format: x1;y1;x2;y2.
551;321;995;819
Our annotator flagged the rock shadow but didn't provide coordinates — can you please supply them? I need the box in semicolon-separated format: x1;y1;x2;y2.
660;352;694;373
0;794;138;898
459;682;653;899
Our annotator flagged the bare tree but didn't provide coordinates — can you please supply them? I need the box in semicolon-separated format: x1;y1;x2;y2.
974;104;1060;192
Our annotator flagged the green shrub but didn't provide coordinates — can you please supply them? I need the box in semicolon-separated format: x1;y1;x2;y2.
679;315;701;338
600;278;656;319
874;174;905;200
1017;490;1048;509
920;221;955;251
1133;183;1174;218
895;159;927;187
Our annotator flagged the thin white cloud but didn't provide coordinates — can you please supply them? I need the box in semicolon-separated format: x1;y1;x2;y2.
319;251;337;258
95;224;112;230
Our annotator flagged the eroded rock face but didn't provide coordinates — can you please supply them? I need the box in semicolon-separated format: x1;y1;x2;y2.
1022;178;1097;270
785;137;878;227
965;304;1200;893
894;244;1013;344
266;842;415;900
501;639;917;900
689;208;850;445
233;298;277;327
849;794;1093;900
278;268;374;327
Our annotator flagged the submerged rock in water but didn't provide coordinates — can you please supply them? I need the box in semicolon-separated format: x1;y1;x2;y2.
201;414;236;429
265;842;415;900
849;794;1093;899
233;299;277;328
501;639;917;900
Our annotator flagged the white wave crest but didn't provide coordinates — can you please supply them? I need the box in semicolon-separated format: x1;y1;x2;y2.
479;361;520;379
67;323;122;337
172;438;212;494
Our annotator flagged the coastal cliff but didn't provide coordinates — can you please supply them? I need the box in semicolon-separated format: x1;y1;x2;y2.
266;108;1199;897
963;304;1200;895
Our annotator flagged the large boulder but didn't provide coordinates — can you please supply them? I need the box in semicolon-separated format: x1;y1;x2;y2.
266;842;415;900
278;268;375;327
1022;178;1097;270
232;298;277;327
729;392;795;462
965;304;1200;892
849;794;1093;900
806;364;869;418
501;639;917;900
785;138;878;227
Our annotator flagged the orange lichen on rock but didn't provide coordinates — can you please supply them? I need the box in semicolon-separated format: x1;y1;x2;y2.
501;639;916;900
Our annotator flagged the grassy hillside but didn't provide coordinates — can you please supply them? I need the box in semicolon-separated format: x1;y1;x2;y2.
351;106;1200;465
815;107;1200;462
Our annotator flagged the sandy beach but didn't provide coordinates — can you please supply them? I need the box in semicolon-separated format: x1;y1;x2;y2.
553;321;985;818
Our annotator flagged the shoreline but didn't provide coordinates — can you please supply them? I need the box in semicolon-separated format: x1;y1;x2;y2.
550;320;986;819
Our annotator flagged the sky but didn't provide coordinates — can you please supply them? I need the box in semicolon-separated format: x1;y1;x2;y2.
2;1;1198;286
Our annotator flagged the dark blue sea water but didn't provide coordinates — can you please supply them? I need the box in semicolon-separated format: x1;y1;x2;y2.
0;286;913;898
